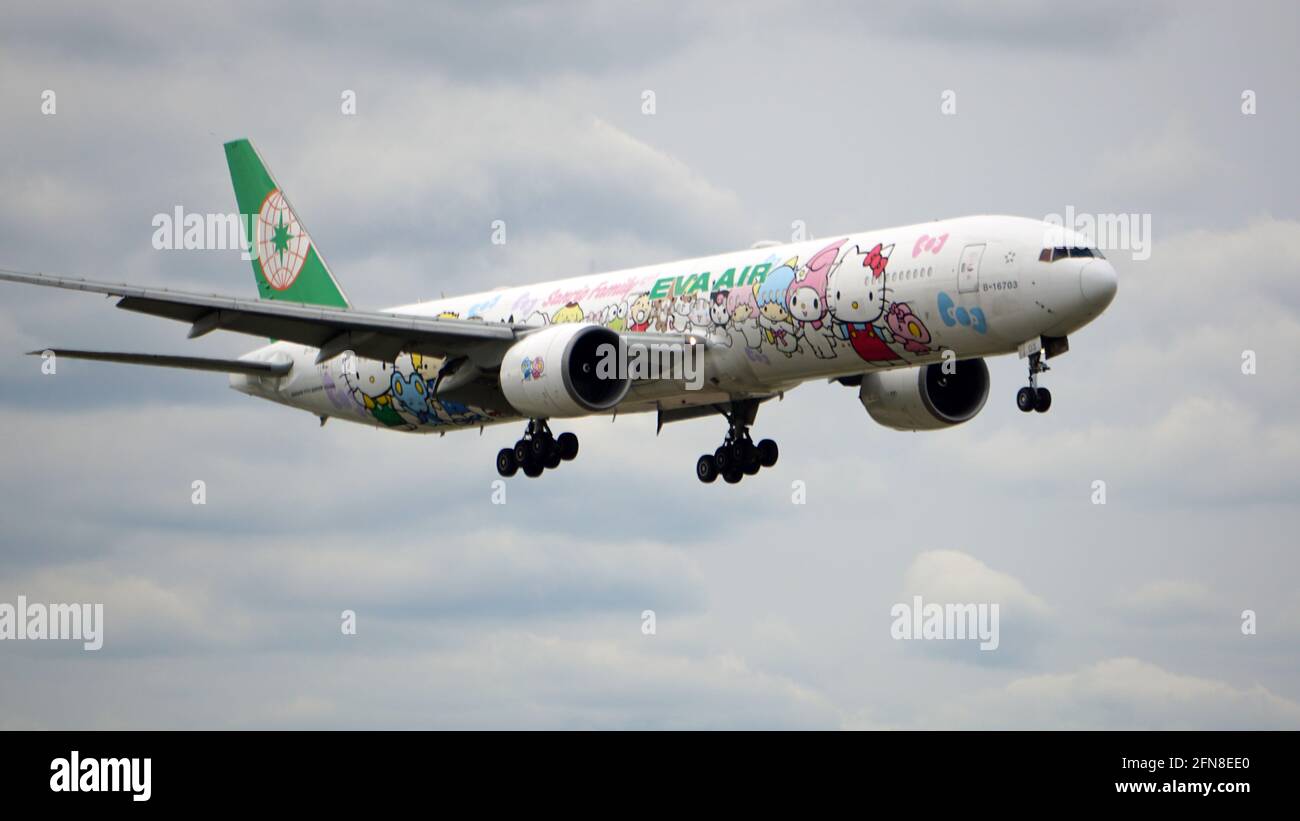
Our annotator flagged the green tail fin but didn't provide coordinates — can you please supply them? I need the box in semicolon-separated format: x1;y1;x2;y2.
223;138;350;308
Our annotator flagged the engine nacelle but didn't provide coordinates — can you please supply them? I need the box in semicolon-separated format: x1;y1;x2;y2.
859;358;990;431
499;323;631;418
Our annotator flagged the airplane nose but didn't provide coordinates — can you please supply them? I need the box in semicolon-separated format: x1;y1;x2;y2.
1079;261;1117;311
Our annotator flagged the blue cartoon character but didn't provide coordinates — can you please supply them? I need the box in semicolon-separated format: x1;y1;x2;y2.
756;259;800;357
391;368;438;424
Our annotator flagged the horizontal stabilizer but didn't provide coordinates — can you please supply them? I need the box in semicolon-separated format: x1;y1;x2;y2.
27;348;291;376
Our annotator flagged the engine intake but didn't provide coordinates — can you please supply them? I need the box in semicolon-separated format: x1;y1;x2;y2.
499;324;631;418
859;358;990;431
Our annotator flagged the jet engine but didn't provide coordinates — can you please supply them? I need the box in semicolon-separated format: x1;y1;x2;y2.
858;358;990;431
499;323;631;418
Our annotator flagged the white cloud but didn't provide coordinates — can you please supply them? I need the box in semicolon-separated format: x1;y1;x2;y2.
923;657;1300;729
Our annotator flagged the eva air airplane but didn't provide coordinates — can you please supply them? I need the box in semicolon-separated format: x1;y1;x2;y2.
0;140;1117;483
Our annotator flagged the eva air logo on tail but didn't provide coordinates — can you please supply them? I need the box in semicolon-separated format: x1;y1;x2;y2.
224;138;350;308
255;189;310;290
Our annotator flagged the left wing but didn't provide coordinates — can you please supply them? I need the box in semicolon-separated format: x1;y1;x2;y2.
27;349;293;376
0;268;519;367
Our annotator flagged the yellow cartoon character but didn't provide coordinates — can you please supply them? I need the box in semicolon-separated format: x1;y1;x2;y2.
551;302;584;323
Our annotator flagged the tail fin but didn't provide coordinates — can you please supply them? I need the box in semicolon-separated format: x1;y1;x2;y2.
223;138;351;308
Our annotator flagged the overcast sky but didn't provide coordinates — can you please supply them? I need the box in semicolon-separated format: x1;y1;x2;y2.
1;0;1298;729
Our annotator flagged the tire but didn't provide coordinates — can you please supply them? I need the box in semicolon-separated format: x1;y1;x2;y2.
743;459;760;476
544;450;562;469
496;448;518;478
556;432;579;461
530;435;552;460
522;457;544;478
757;439;779;468
1016;386;1037;413
723;469;743;484
714;445;732;472
696;454;719;483
514;440;530;464
1034;387;1052;413
740;440;759;470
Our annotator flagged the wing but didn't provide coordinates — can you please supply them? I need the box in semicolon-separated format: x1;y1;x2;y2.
28;348;292;376
0;268;519;367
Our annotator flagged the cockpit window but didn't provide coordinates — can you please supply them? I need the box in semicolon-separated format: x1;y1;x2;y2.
1040;246;1106;262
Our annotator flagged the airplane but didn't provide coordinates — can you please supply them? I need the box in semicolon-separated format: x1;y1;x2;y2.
0;139;1117;484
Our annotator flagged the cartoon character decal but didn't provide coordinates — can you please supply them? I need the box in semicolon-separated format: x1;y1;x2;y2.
707;290;732;347
828;242;905;364
687;296;712;336
885;302;932;353
727;285;763;349
521;356;544;381
671;292;692;332
328;235;945;431
391;368;435;424
628;293;653;332
787;239;844;359
756;260;800;357
551;302;584;324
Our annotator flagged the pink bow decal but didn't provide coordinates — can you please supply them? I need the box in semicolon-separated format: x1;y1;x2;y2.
865;243;889;278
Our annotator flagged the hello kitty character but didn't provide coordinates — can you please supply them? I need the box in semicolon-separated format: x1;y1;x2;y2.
786;239;845;359
827;242;902;364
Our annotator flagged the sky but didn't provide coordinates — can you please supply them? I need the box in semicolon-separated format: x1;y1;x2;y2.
1;0;1298;729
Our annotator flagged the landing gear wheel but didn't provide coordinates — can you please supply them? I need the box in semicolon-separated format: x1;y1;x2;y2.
1016;386;1037;413
696;454;719;483
522;457;544;478
556;432;579;461
514;440;530;463
530;436;552;461
544;450;562;469
702;399;777;484
1034;387;1052;413
496;448;518;477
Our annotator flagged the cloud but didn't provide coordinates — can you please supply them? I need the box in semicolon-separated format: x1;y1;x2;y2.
1093;121;1225;199
2;0;1300;731
922;657;1300;729
894;550;1052;664
1115;580;1223;626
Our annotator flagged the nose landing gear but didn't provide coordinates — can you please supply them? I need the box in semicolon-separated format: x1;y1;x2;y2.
1016;351;1052;413
695;400;778;484
496;420;579;478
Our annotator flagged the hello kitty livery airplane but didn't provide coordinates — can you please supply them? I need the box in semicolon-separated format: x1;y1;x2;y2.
0;139;1117;484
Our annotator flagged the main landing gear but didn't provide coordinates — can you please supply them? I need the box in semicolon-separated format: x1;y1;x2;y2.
496;419;579;478
1016;351;1052;413
695;400;778;484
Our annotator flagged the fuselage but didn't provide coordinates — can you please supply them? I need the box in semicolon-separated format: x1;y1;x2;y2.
230;215;1117;432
